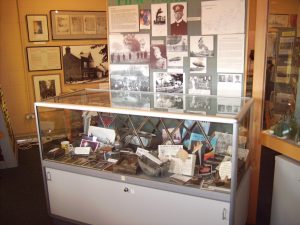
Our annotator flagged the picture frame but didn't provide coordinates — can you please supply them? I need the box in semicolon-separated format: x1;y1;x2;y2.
268;14;289;28
62;44;108;84
26;14;49;42
50;10;107;40
26;46;62;71
32;74;61;102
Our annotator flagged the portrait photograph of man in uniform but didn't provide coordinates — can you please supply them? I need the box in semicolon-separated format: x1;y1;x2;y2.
170;2;187;35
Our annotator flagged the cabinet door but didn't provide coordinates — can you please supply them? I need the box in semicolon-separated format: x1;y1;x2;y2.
45;167;230;225
271;156;300;225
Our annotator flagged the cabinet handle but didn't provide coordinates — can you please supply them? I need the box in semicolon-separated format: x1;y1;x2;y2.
124;187;129;192
222;208;227;220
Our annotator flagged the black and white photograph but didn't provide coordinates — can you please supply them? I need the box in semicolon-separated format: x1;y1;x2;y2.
70;16;84;34
278;37;294;55
55;15;70;35
188;74;212;95
151;3;167;36
154;93;184;110
62;44;108;84
170;2;187;35
83;15;96;34
96;15;107;36
166;35;188;52
110;64;149;91
110;33;150;64
26;15;49;42
33;74;61;102
167;52;187;68
217;74;242;97
190;36;214;57
190;57;207;73
111;91;151;109
186;95;212;113
217;97;241;115
140;9;151;30
150;44;167;69
154;72;185;93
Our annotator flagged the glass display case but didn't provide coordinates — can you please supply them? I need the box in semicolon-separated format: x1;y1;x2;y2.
35;89;253;225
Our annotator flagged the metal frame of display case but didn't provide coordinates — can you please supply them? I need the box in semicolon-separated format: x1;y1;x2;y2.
34;89;253;225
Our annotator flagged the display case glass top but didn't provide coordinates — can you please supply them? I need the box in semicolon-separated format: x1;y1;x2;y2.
36;89;253;123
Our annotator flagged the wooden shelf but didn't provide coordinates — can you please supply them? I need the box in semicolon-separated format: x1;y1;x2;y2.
261;131;300;162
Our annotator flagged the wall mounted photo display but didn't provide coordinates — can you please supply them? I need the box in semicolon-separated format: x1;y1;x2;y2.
201;0;245;35
110;64;150;92
217;73;242;97
108;5;139;33
26;14;49;42
150;44;167;69
166;35;188;52
62;44;108;84
139;9;151;30
190;57;207;73
32;74;61;102
50;10;107;40
167;52;187;68
170;2;187;35
190;36;214;57
109;33;150;64
217;34;245;73
26;46;61;71
151;3;167;36
188;74;212;95
153;72;185;93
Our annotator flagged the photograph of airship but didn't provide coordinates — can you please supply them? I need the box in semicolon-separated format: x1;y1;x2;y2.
190;57;207;73
166;35;188;52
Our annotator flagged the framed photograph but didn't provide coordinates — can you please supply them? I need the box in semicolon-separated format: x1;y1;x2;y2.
26;14;49;42
50;10;107;40
62;44;108;84
268;14;289;28
33;74;61;101
26;46;62;71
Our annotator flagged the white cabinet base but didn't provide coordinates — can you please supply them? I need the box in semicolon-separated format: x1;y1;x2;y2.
271;156;300;225
46;167;230;225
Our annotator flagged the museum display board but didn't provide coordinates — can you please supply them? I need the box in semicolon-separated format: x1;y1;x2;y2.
107;0;247;98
